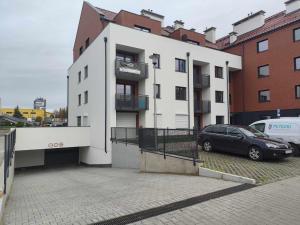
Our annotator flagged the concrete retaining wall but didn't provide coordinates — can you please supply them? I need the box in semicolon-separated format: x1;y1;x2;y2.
140;151;199;175
112;143;140;169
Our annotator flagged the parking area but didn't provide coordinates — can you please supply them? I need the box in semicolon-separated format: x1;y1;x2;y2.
200;150;300;184
4;166;238;225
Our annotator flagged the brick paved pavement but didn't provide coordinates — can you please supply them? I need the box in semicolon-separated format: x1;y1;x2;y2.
199;150;300;184
132;175;300;225
3;166;237;225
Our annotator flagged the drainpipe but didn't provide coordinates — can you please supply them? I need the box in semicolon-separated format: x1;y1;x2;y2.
67;75;69;126
187;52;191;130
226;61;230;124
104;37;108;153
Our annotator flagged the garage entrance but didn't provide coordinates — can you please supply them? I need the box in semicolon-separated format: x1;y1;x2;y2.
45;148;79;167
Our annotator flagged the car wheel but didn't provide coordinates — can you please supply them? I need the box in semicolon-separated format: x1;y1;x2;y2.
290;143;300;156
203;140;213;152
248;146;263;161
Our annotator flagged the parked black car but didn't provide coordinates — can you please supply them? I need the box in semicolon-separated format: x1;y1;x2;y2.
198;125;293;161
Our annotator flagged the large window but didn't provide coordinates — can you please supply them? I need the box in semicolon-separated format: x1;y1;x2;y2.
84;91;88;104
84;65;88;79
295;57;300;71
215;91;224;103
175;86;186;100
258;90;270;102
134;25;151;33
78;94;81;106
175;58;186;73
296;85;300;99
257;39;268;53
215;66;223;78
258;65;269;77
155;84;161;98
294;28;300;42
216;116;225;125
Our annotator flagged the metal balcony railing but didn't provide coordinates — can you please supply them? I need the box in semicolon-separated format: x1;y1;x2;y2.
194;100;211;114
115;59;148;81
193;74;210;89
116;94;149;111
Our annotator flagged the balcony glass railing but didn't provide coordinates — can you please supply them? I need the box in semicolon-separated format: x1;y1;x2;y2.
115;59;148;81
193;74;210;89
116;94;149;111
194;100;211;114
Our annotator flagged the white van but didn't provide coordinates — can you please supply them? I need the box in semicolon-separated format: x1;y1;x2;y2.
250;118;300;155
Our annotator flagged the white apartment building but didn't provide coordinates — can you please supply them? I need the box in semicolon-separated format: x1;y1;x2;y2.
68;4;242;165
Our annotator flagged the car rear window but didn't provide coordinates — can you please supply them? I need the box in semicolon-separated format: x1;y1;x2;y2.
252;123;266;132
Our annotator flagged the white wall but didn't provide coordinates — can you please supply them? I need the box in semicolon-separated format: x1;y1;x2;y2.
15;150;45;168
15;127;90;151
233;14;265;35
286;0;300;14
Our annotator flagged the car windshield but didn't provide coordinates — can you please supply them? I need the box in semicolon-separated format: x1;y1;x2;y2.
238;126;267;137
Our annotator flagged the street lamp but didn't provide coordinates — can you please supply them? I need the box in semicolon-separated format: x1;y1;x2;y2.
149;54;159;150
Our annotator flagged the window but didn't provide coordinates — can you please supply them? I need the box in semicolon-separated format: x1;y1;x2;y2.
175;58;186;73
216;116;225;125
116;51;136;63
294;28;300;42
155;84;161;98
227;127;242;137
258;65;269;77
257;39;268;52
295;57;300;71
229;94;232;105
215;91;224;103
175;86;186;100
78;71;81;83
85;38;90;48
84;91;88;104
134;25;151;33
79;46;83;55
215;66;223;78
84;65;88;79
251;123;266;132
186;40;199;45
78;94;81;106
258;90;270;102
296;85;300;99
77;116;81;127
153;54;160;68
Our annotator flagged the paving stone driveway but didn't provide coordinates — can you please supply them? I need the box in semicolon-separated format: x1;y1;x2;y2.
200;150;300;184
4;167;238;225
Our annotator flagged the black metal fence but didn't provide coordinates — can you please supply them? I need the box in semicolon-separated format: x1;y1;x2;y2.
4;129;16;194
111;127;199;165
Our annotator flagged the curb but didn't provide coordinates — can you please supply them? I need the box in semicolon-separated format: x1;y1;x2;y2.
199;167;256;185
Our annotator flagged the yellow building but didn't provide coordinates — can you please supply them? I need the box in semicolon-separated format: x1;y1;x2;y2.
0;108;53;121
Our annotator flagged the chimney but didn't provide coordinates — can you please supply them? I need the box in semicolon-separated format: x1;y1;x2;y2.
141;9;165;26
229;32;238;44
174;20;184;30
233;10;265;35
285;0;300;14
204;27;216;44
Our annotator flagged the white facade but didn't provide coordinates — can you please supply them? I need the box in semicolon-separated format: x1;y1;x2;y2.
68;23;242;165
233;12;265;36
286;0;300;14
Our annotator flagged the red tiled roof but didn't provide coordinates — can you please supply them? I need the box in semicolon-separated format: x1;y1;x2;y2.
217;9;300;49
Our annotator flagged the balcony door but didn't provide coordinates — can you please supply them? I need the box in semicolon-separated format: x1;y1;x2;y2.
116;51;137;63
116;83;135;96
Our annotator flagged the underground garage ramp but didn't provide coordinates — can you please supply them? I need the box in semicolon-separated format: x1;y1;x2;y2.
45;148;79;167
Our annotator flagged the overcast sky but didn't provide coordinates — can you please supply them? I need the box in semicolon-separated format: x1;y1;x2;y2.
0;0;285;111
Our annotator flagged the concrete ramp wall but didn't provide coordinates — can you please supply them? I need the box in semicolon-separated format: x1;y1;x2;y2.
140;151;199;175
111;143;140;169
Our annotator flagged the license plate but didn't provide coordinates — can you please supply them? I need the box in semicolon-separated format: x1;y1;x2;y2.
285;150;293;154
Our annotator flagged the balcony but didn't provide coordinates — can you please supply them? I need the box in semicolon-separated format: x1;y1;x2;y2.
193;74;210;89
194;100;211;114
116;94;149;112
115;59;148;81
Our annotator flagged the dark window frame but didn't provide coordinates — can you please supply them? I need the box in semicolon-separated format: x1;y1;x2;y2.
257;39;269;53
134;25;151;33
294;57;300;71
78;94;81;106
215;91;224;103
293;28;300;42
78;71;81;83
215;66;224;79
85;38;90;48
155;84;161;99
258;64;270;78
84;65;88;79
79;46;83;55
295;85;300;99
175;58;186;73
77;116;81;127
175;86;187;101
258;89;271;103
84;91;88;104
153;54;161;69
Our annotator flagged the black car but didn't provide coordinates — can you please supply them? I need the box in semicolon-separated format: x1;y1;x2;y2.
198;125;293;161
